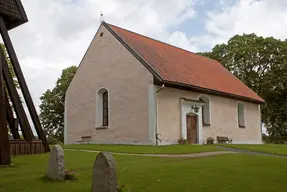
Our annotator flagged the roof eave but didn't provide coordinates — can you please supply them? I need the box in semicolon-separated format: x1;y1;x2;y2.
16;0;28;21
163;80;265;104
4;0;28;30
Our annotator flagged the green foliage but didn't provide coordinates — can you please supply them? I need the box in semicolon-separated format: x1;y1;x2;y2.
206;137;215;144
117;184;125;192
177;137;187;144
64;169;79;181
1;43;20;113
39;66;77;142
46;135;61;145
0;43;19;89
199;33;287;136
264;136;287;144
262;133;268;143
19;134;24;139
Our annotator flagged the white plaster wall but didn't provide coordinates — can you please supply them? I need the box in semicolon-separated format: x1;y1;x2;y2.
157;87;262;144
65;25;154;144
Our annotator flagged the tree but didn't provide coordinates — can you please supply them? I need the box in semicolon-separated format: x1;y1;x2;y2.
263;62;287;136
1;43;20;136
1;43;18;88
199;33;287;136
39;66;77;141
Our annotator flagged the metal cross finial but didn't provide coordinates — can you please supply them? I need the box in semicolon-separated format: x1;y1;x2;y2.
100;11;104;23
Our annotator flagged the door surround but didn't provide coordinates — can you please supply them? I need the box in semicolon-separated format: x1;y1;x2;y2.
180;98;204;144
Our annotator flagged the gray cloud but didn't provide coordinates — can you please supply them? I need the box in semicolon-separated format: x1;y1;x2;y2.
6;0;287;137
8;0;197;115
203;0;287;47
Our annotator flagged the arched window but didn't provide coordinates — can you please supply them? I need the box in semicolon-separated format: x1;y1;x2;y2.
237;102;245;128
199;96;211;126
96;88;109;127
102;91;108;126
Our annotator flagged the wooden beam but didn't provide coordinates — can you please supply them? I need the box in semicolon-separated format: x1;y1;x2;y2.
0;17;50;152
13;118;20;138
4;90;14;133
1;50;34;141
0;50;11;166
4;91;20;139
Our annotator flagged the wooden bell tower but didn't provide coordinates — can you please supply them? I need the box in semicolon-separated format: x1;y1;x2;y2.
0;0;50;166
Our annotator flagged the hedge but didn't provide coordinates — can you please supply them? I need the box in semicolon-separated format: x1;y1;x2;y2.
264;136;287;144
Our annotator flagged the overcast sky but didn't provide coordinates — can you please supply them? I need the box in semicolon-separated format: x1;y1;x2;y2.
6;0;287;134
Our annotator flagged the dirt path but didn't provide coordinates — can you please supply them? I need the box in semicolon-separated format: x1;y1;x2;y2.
216;146;287;159
64;149;238;158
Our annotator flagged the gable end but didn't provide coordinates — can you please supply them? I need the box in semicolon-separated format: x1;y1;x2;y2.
103;22;163;83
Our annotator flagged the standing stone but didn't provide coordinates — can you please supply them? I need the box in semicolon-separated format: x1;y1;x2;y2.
46;145;65;180
92;152;117;192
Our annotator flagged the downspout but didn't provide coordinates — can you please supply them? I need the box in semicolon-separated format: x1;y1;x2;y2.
155;84;165;146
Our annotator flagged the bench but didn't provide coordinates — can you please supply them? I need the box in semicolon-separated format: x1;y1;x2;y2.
77;136;92;143
217;136;232;144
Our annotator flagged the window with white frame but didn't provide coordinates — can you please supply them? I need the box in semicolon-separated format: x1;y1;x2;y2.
237;102;245;128
96;88;109;127
199;96;211;126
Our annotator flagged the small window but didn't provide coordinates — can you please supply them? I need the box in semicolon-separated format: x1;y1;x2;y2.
102;91;108;126
199;96;211;126
237;102;245;128
96;88;109;127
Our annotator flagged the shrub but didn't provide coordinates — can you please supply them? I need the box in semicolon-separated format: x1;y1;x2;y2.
206;137;214;144
64;169;78;181
262;133;268;143
47;135;61;145
178;138;187;144
117;184;125;192
265;136;287;144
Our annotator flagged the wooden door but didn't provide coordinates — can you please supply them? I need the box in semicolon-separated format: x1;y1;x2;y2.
186;115;197;144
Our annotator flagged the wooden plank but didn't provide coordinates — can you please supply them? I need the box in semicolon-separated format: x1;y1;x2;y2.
1;50;34;141
0;17;50;152
9;140;44;156
0;49;11;165
4;90;20;139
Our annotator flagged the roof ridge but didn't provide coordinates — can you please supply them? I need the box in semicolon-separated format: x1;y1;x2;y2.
102;22;264;103
105;22;216;62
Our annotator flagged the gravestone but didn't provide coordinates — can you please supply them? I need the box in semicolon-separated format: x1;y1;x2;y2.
92;152;117;192
46;145;65;180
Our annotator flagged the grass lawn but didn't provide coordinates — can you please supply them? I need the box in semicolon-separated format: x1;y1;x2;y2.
217;144;287;156
1;151;287;192
62;144;224;154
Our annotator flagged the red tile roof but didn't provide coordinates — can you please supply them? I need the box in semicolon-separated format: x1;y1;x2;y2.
106;23;264;103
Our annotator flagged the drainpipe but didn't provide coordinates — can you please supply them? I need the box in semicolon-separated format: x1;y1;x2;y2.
155;84;165;146
156;84;165;93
